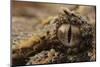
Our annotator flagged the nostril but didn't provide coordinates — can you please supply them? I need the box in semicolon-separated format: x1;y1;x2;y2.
68;25;71;43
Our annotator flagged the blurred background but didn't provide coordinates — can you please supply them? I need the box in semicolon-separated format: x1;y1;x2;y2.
11;0;96;49
11;0;96;65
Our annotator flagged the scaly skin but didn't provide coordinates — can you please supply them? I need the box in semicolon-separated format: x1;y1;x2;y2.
12;9;94;66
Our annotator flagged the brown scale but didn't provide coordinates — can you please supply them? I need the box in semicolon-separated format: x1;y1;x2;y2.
12;8;94;66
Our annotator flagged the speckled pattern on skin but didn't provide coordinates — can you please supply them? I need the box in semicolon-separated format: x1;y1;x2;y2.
12;2;96;66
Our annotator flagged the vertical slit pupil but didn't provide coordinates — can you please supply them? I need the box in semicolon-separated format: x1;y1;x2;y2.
68;25;71;43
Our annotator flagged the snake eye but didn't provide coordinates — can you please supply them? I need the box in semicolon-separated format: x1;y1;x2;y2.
57;24;81;47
